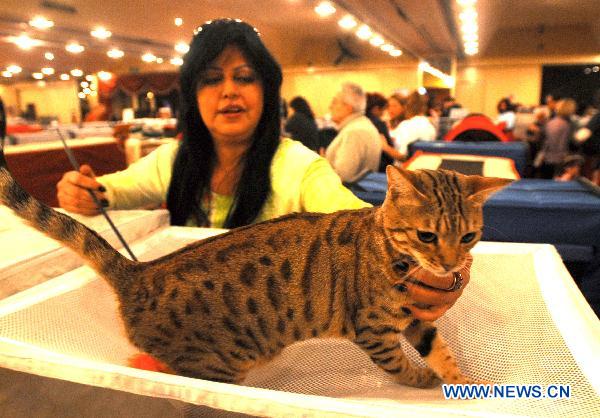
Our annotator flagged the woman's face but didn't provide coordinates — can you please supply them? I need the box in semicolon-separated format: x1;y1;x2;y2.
387;97;404;119
196;45;264;147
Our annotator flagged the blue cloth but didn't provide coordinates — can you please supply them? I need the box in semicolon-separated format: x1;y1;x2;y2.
408;140;530;176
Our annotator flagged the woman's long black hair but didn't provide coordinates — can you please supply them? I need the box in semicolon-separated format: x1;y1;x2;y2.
167;19;283;228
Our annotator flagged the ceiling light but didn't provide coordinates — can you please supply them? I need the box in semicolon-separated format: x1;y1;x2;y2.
459;8;478;22
457;0;477;6
380;44;394;52
142;52;157;62
60;73;70;80
44;51;55;60
66;42;85;53
97;71;112;81
338;15;357;30
389;49;402;57
356;24;372;40
85;75;94;81
156;57;164;64
369;36;385;47
10;35;42;50
83;88;92;94
314;1;336;17
464;40;479;49
29;16;54;30
2;71;12;78
174;17;183;26
462;33;478;42
7;65;22;74
175;42;189;54
91;27;112;39
37;80;46;87
107;48;124;59
41;67;55;75
78;92;86;99
32;72;43;80
461;21;478;35
81;81;89;88
418;87;427;95
170;56;183;66
70;68;83;77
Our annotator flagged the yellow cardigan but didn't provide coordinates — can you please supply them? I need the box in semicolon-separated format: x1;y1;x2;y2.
98;138;370;227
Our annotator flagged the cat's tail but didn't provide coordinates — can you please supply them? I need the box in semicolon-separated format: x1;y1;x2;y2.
0;146;137;291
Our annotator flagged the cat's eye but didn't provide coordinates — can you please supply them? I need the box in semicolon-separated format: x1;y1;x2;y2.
417;231;437;243
461;232;476;243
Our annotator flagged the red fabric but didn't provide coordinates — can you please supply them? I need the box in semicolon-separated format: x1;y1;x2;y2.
6;124;43;134
444;115;510;142
129;353;173;373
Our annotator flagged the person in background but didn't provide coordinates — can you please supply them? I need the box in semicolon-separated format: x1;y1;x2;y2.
496;97;516;140
538;98;577;179
284;96;319;152
365;92;394;171
387;93;406;140
390;91;437;158
441;96;461;118
325;82;382;183
574;90;600;184
56;18;466;322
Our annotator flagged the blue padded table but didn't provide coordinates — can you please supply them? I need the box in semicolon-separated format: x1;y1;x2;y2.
408;140;530;177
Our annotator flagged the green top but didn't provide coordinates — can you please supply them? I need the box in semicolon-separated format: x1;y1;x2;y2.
98;138;370;228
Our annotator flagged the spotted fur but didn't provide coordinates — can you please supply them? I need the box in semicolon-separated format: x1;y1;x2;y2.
0;148;510;387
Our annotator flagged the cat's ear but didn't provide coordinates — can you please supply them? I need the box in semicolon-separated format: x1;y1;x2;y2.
385;165;428;201
467;176;513;205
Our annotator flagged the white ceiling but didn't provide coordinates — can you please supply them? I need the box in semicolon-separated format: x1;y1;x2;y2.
0;0;598;82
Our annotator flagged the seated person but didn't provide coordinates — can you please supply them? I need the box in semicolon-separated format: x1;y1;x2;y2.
325;83;382;183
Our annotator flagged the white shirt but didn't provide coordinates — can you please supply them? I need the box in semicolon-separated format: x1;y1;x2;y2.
390;115;437;155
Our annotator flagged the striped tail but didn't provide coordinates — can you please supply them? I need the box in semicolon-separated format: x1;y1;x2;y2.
0;147;136;292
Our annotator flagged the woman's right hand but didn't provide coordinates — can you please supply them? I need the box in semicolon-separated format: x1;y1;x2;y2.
56;164;108;215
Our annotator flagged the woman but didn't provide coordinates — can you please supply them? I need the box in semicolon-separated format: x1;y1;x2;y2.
56;18;465;321
365;92;394;172
284;96;319;152
391;91;437;158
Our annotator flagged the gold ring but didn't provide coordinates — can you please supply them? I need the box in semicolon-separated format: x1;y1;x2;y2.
445;272;463;292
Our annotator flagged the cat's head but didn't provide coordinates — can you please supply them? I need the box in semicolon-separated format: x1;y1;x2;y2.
381;166;512;276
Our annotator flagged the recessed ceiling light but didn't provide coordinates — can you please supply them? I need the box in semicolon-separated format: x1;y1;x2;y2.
380;44;394;52
156;57;164;64
78;92;86;99
175;42;189;54
170;57;183;66
66;42;85;53
85;75;94;81
2;71;13;78
41;67;55;75
44;51;55;60
83;87;92;94
70;69;83;77
91;27;112;39
97;71;112;81
338;15;357;30
32;72;44;79
7;65;22;74
81;81;89;88
314;1;336;17
369;36;385;47
60;73;70;80
29;16;54;30
389;49;402;57
142;52;157;63
174;17;183;26
107;48;124;59
10;35;42;50
356;24;372;40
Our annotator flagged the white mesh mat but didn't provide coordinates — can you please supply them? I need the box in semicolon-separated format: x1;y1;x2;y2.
0;208;169;298
0;227;598;417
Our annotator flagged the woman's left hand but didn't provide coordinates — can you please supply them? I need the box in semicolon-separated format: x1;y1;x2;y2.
403;255;472;322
